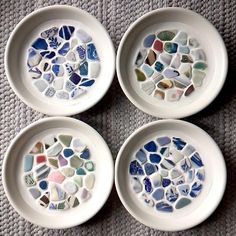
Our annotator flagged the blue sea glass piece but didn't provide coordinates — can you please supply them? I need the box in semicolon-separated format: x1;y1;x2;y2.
172;176;185;186
196;169;205;181
135;149;147;164
155;61;164;72
52;65;64;77
51;57;65;64
70;73;81;85
24;154;33;172
160;147;169;157
58;42;70;56
172;137;186;150
27;48;42;67
65;63;74;76
160;158;175;170
190;182;202;197
43;73;54;83
65;81;75;92
143;34;155;48
63;148;74;158
76;45;86;60
166;186;178;202
144;163;156;175
40;51;56;59
59;25;75;40
152;188;164;201
143;177;152;193
87;43;99;60
39;180;48;190
162;178;171;187
156;136;171;146
28;67;42;79
80;149;90;159
144;141;157;152
180;158;191;172
32;38;48;50
178;184;190;196
48;36;61;49
190;152;204;168
79;79;95;87
79;61;88;76
149;154;161;164
175;198;191;209
187;169;195;182
129;160;144;175
156;202;173;212
41;27;58;38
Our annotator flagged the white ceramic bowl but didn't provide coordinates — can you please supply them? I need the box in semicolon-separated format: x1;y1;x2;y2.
115;120;226;231
5;5;115;116
116;8;228;118
2;117;114;228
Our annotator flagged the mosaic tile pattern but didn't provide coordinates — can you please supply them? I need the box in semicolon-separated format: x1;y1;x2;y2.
23;134;95;210
129;136;205;213
134;30;207;101
27;26;100;100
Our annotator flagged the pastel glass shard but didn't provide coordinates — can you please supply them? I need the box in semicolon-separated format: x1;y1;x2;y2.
157;30;176;41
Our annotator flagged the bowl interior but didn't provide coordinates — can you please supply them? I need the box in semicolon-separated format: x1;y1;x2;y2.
115;120;226;231
3;118;114;228
117;8;227;118
6;6;115;115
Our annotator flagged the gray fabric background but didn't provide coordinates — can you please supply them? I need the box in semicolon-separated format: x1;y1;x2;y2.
0;0;235;235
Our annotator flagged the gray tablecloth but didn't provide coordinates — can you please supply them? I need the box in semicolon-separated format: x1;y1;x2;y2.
1;0;235;235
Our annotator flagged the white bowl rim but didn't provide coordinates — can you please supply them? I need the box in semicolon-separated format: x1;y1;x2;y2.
2;117;114;229
116;7;228;118
4;5;116;116
115;119;227;231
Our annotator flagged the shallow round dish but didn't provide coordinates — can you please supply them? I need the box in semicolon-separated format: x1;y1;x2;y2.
116;8;228;118
115;120;226;231
2;117;114;228
5;5;115;116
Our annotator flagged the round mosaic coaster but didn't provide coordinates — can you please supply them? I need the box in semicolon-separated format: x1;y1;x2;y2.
115;120;226;231
5;5;115;115
2;117;114;228
117;8;227;118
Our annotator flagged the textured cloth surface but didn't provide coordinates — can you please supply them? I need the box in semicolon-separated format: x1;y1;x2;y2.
0;0;236;235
